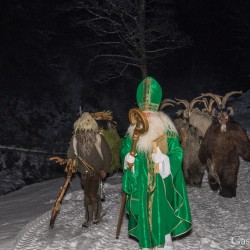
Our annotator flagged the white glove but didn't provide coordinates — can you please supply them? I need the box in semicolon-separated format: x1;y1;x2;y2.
159;155;171;179
125;153;135;164
152;147;164;163
124;153;135;173
152;147;171;179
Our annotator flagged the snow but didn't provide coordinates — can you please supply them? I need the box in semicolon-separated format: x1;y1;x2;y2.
0;92;250;250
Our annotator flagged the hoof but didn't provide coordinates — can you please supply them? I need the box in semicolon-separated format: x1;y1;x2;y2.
209;182;220;191
190;181;202;188
219;187;236;198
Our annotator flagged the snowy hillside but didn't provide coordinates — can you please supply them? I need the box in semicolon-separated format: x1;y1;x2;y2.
0;90;249;250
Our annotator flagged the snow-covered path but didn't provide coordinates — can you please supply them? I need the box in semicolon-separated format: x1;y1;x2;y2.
1;158;249;250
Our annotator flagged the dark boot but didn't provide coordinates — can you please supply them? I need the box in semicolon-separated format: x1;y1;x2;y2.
82;204;93;228
93;201;102;224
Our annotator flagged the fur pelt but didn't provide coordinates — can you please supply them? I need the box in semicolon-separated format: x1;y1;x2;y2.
199;120;250;198
188;109;212;137
174;118;205;187
174;108;212;187
182;126;205;187
74;112;98;133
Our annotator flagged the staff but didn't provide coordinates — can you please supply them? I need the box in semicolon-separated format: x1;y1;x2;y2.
49;157;77;228
115;108;148;239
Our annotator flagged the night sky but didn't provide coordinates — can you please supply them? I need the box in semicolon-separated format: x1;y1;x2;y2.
0;0;250;140
1;1;250;93
163;0;250;97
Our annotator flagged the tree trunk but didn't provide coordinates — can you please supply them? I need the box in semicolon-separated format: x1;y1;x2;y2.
138;0;147;79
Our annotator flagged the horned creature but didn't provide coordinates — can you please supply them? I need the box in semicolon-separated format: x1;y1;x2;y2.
160;96;211;187
198;91;250;198
160;90;250;197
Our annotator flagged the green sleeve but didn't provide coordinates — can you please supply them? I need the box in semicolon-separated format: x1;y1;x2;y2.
167;134;183;176
120;135;138;194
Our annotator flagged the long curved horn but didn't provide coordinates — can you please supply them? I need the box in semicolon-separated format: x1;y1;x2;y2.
159;103;175;110
201;93;223;109
208;99;215;114
200;98;209;111
189;95;203;110
175;98;190;110
159;98;177;111
221;91;243;109
162;98;178;104
199;98;215;115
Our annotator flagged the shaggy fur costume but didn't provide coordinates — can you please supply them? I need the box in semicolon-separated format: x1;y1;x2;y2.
199;120;250;197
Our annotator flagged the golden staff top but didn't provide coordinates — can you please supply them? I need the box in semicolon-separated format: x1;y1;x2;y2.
128;108;149;156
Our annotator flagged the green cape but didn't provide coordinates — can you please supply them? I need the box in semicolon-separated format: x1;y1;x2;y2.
120;132;192;248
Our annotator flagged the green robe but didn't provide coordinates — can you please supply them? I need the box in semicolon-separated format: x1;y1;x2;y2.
121;131;192;248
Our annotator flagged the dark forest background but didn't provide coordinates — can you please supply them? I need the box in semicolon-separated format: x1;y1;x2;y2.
0;0;249;194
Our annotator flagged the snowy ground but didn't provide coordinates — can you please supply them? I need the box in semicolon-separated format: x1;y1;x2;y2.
0;91;250;250
0;160;250;250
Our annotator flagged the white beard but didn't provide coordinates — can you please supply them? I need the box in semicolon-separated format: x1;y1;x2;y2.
127;111;177;153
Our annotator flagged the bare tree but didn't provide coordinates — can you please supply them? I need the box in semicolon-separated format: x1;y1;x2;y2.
64;0;192;83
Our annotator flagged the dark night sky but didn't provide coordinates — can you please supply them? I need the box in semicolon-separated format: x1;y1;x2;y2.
0;0;250;149
0;0;250;111
157;0;250;98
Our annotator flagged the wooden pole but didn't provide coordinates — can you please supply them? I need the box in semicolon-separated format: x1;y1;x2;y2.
115;108;148;239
